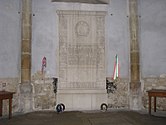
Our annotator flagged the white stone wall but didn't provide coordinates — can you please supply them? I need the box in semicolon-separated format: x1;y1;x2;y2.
0;78;19;115
32;78;56;110
0;76;56;115
142;76;166;111
108;78;129;109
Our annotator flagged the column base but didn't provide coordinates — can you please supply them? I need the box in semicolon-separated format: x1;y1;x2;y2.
18;83;33;113
129;82;142;110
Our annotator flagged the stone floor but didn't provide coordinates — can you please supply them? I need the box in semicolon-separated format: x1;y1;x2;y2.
0;110;166;125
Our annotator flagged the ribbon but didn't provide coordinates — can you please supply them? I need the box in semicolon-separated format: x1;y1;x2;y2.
112;54;119;81
41;57;46;73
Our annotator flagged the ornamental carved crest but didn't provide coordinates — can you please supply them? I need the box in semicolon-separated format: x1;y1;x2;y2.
75;21;90;36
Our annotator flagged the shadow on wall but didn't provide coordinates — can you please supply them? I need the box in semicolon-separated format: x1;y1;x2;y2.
52;77;58;93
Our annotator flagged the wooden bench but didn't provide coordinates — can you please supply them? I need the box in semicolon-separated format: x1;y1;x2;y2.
147;89;166;115
0;91;15;119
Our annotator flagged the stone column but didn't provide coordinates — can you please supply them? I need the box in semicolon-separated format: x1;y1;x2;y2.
129;0;142;110
21;0;31;83
19;0;33;112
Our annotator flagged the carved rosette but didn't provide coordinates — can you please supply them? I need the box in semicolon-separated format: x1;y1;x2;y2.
75;21;90;36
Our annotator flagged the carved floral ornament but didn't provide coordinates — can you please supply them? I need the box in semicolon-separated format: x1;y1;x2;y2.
75;21;90;36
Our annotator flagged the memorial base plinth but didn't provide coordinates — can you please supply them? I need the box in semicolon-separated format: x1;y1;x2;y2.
57;89;107;111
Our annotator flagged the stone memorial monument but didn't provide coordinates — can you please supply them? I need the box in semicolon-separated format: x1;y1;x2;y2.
57;10;107;110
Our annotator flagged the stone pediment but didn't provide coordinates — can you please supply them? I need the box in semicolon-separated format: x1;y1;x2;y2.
52;0;110;4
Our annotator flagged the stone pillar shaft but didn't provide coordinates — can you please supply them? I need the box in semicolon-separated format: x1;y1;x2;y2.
129;0;141;110
129;0;140;89
21;0;32;83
